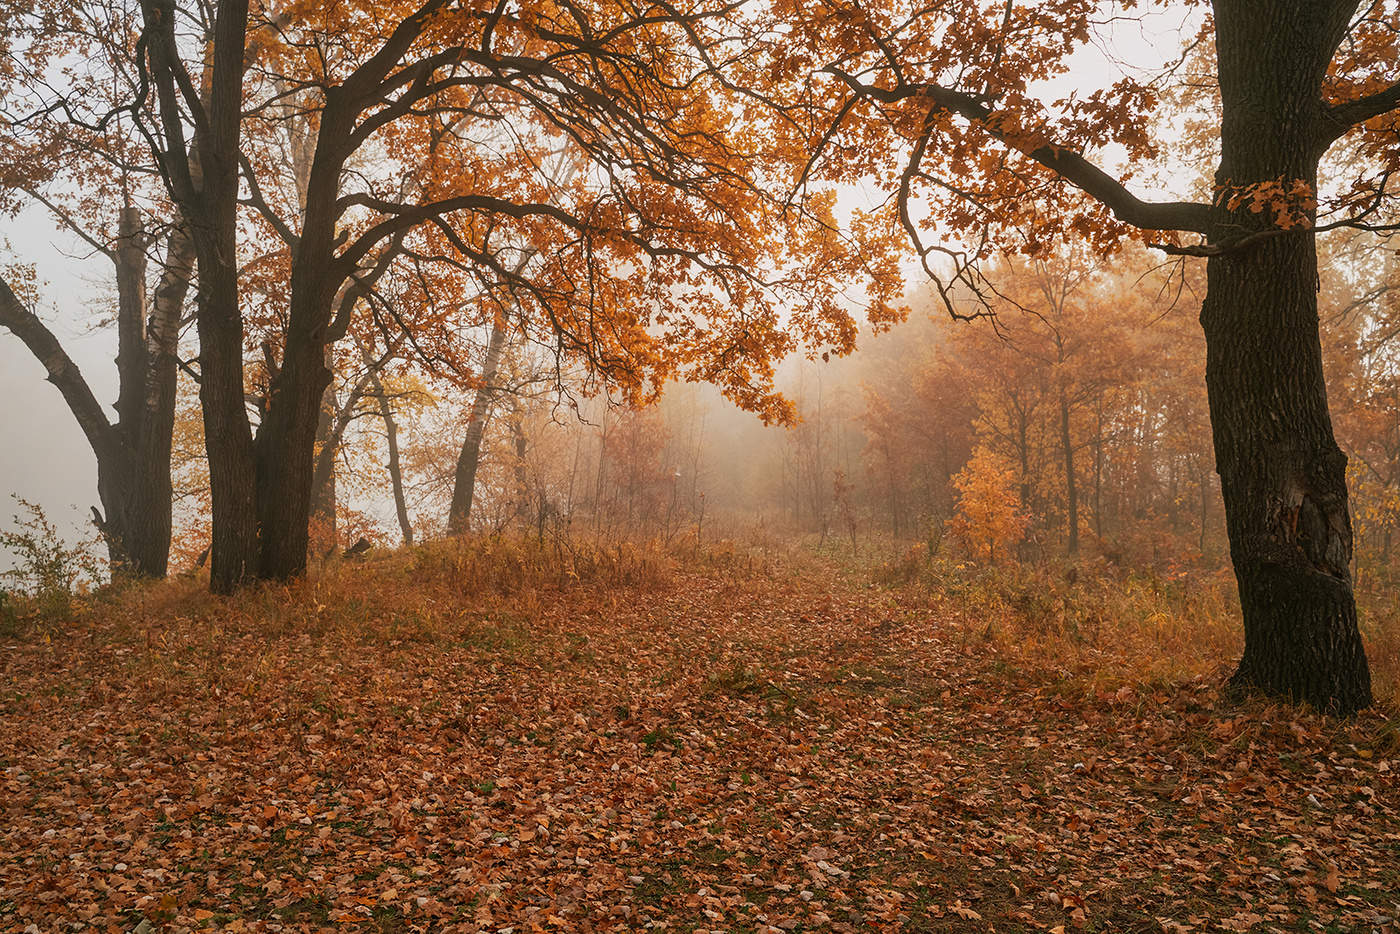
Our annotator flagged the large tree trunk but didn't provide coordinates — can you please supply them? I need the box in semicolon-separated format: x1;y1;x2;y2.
113;206;148;435
448;312;510;535
1204;0;1371;714
143;0;259;593
255;314;332;580
251;92;351;581
241;14;447;581
193;211;259;593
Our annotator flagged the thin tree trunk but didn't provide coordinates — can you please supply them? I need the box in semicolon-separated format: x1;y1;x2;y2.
1206;0;1371;713
356;337;414;546
309;347;339;549
1093;397;1104;540
448;312;509;535
1060;389;1078;556
370;370;414;546
566;424;582;515
1199;464;1209;556
509;395;529;520
125;218;195;577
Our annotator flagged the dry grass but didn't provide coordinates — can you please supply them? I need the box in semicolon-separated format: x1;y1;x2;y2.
4;534;675;642
874;545;1399;704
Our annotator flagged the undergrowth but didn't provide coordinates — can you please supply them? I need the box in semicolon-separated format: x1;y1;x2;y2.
875;543;1399;703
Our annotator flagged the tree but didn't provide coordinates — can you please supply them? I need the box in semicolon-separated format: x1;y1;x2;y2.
138;0;257;593
135;0;893;588
770;0;1400;713
949;445;1028;565
0;0;195;578
446;306;510;536
0;216;192;579
359;338;417;547
974;252;1143;557
857;309;977;540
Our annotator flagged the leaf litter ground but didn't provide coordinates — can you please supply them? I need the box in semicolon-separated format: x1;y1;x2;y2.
2;553;1398;933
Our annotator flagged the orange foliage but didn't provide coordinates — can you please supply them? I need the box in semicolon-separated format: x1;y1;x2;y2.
949;445;1028;565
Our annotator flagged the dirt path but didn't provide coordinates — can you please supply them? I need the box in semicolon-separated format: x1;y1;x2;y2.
2;557;1397;932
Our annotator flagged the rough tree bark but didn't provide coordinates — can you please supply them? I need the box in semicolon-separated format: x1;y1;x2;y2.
1203;0;1372;713
116;210;194;576
251;91;348;580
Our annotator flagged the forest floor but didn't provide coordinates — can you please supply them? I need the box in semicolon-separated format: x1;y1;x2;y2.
2;541;1398;933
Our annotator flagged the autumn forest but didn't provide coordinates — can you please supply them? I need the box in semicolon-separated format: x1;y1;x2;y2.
3;0;1400;930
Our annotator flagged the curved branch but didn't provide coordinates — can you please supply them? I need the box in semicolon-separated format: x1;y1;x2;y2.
823;68;1214;234
0;276;118;461
238;151;300;249
334;192;754;288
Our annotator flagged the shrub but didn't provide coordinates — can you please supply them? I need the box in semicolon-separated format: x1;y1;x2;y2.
0;497;104;618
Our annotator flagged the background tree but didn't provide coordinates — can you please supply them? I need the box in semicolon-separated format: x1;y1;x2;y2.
949;445;1028;565
0;0;195;577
